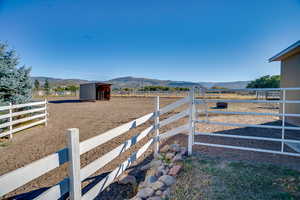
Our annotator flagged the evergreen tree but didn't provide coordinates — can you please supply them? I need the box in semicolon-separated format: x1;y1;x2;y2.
0;43;32;104
34;80;40;91
44;79;50;95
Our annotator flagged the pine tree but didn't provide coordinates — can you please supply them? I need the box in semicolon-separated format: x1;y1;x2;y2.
44;79;50;95
34;80;40;91
0;42;32;104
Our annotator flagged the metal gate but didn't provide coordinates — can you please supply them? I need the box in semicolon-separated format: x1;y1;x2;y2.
190;87;300;157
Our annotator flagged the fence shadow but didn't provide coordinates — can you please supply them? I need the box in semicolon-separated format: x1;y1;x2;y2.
49;100;82;104
82;153;153;200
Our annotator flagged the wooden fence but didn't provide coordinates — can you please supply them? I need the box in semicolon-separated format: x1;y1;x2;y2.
0;100;48;138
0;95;191;199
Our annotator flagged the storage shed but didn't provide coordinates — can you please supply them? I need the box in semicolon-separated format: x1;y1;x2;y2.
269;40;300;125
80;82;112;101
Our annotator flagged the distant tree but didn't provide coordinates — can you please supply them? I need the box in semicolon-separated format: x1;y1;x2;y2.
53;86;64;93
34;80;40;91
66;85;79;95
0;42;32;104
211;86;227;90
44;79;50;95
247;75;280;88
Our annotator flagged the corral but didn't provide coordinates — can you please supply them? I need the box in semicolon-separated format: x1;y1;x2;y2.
0;90;300;199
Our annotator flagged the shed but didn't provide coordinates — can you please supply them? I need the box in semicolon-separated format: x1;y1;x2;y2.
269;40;300;125
80;82;112;101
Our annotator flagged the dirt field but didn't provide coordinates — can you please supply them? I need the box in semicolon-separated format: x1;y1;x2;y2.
0;96;183;198
1;96;300;199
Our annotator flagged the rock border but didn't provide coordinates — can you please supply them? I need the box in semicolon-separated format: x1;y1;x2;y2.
130;143;187;200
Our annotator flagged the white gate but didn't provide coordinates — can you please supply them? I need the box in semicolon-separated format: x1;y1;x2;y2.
191;87;300;157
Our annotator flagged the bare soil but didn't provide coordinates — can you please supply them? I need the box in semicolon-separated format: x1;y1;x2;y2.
1;97;300;199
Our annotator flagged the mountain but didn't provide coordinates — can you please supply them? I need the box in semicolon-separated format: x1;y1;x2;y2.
107;76;202;89
198;81;251;89
31;76;250;89
31;77;91;87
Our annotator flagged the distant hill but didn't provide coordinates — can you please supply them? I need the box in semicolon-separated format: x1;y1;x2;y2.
199;81;251;89
31;76;250;89
31;77;91;87
107;76;203;89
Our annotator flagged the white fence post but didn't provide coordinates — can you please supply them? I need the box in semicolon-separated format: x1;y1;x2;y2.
67;128;81;200
154;96;160;156
188;87;195;156
9;102;13;139
281;90;286;152
45;99;48;126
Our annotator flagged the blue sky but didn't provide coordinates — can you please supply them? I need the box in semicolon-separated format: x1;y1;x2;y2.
0;0;300;82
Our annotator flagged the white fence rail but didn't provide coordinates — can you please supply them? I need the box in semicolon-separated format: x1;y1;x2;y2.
0;95;191;199
0;100;48;138
194;87;300;157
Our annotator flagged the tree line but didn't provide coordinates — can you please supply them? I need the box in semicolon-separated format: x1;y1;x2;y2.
33;79;79;95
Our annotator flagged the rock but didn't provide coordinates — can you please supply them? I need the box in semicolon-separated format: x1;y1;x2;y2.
170;143;181;153
157;165;165;171
141;163;151;171
160;145;170;153
159;175;176;186
141;160;162;171
168;165;182;176
130;196;142;200
155;165;165;177
162;188;171;198
155;190;162;196
137;187;154;198
118;174;137;185
165;152;175;160
151;160;163;168
172;154;182;162
155;170;163;177
150;181;165;191
162;169;168;175
138;181;147;190
148;196;162;200
180;147;188;156
168;163;174;168
145;175;158;184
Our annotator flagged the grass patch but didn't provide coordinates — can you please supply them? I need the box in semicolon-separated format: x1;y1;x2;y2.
0;140;10;147
170;155;300;200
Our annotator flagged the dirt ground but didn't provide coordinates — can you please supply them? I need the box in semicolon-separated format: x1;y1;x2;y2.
1;96;300;199
0;96;182;199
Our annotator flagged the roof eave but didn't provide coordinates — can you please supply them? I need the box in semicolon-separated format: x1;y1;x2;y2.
269;40;300;62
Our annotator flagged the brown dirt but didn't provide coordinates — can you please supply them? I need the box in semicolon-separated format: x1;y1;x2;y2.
0;97;179;199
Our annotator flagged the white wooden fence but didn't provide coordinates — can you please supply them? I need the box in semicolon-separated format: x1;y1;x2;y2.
194;87;300;157
2;87;300;199
0;95;191;199
0;100;48;138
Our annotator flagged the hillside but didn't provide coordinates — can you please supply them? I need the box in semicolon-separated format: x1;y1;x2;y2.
199;81;251;89
107;76;203;89
31;77;91;87
31;76;250;89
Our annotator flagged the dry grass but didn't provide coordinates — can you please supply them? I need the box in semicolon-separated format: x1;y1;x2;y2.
170;155;300;200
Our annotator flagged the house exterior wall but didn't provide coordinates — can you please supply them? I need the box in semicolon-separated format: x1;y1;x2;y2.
80;83;96;101
280;53;300;125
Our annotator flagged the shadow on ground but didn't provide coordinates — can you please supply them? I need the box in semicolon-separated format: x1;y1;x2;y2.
8;154;153;200
49;100;82;104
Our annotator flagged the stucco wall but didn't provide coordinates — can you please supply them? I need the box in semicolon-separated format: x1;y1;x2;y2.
280;53;300;125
